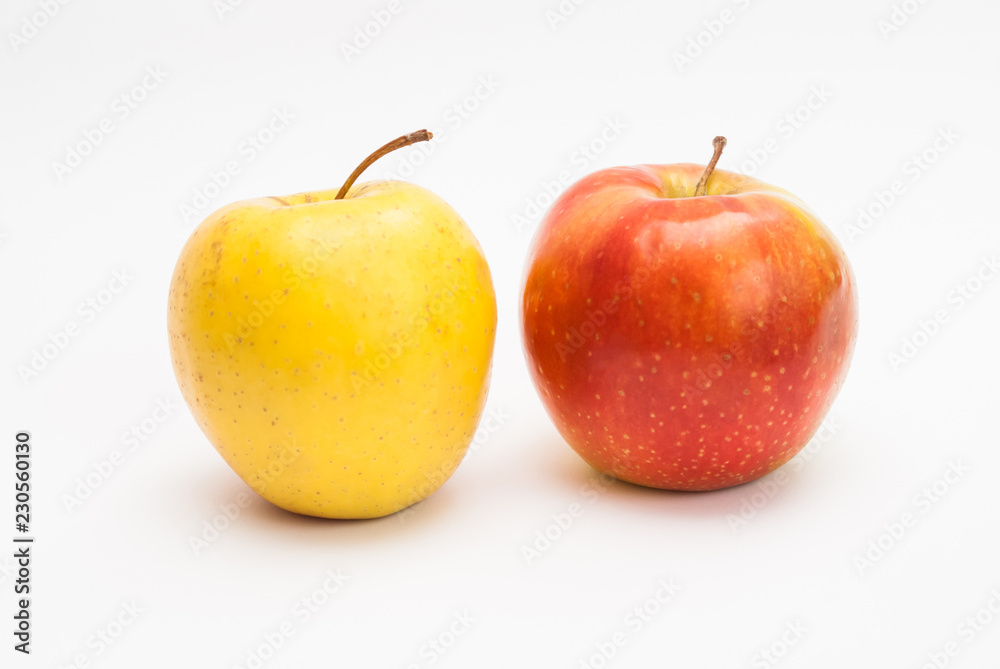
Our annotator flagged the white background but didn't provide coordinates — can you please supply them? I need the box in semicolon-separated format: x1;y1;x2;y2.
3;0;1000;667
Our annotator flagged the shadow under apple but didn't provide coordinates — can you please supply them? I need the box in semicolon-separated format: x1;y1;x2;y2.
537;435;814;523
177;455;466;550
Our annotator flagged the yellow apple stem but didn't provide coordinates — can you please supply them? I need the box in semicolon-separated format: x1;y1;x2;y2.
334;130;434;199
694;136;727;197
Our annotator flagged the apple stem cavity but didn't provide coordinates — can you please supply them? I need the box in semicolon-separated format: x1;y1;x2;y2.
334;129;434;200
694;136;727;197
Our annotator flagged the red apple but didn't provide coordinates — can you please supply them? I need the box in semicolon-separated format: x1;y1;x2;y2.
520;137;858;491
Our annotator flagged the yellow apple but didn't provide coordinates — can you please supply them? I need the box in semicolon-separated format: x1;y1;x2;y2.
168;131;497;519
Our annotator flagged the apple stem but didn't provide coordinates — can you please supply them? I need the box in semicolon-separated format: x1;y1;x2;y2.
694;136;727;197
334;130;434;200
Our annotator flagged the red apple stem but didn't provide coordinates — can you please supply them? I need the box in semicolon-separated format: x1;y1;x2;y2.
694;136;727;197
334;130;433;200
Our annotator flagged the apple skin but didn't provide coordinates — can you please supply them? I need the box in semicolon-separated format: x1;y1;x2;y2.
521;164;857;491
168;181;496;518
